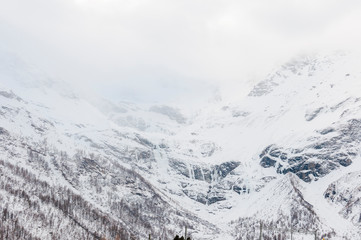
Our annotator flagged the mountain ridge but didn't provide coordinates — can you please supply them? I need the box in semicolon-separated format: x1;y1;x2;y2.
1;50;361;239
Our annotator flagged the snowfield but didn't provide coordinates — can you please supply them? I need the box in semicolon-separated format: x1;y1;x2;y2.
1;50;361;239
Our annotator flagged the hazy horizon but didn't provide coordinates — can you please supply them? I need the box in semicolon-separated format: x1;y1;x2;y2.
2;0;361;104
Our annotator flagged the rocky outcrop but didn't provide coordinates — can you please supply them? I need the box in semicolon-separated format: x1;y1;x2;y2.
260;119;361;182
169;159;240;204
324;172;361;227
169;159;240;184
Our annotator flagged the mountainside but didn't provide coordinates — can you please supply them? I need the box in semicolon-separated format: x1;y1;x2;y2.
1;50;361;239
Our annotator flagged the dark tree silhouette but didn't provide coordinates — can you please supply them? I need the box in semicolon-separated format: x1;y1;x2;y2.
174;235;190;240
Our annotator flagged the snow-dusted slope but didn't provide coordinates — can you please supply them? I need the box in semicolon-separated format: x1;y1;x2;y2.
2;50;361;239
0;51;218;239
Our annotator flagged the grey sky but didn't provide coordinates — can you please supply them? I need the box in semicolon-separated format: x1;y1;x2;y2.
1;0;361;104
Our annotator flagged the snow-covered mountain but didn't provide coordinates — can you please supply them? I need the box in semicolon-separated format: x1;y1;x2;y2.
1;49;361;239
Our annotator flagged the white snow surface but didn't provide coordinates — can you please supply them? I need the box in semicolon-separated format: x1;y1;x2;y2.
1;50;361;239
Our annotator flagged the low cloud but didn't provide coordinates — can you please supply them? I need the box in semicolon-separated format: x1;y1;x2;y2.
1;0;361;103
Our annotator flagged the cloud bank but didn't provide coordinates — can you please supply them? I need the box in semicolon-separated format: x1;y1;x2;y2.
1;0;361;104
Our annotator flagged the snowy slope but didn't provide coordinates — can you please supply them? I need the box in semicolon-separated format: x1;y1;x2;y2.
0;51;219;239
2;49;361;239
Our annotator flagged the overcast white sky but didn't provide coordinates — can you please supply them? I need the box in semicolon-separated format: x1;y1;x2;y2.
1;0;361;104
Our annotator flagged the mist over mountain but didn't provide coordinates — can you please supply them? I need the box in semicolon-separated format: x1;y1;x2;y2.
1;48;361;239
2;1;361;239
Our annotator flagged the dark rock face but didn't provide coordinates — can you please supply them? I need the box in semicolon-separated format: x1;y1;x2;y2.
169;159;190;178
182;186;227;205
192;166;205;181
139;151;152;159
259;119;361;182
324;183;338;201
232;186;243;194
0;127;9;135
170;159;240;204
323;172;361;227
215;162;240;178
192;192;208;205
170;159;240;184
134;134;154;148
232;185;250;195
207;195;226;205
260;156;277;168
